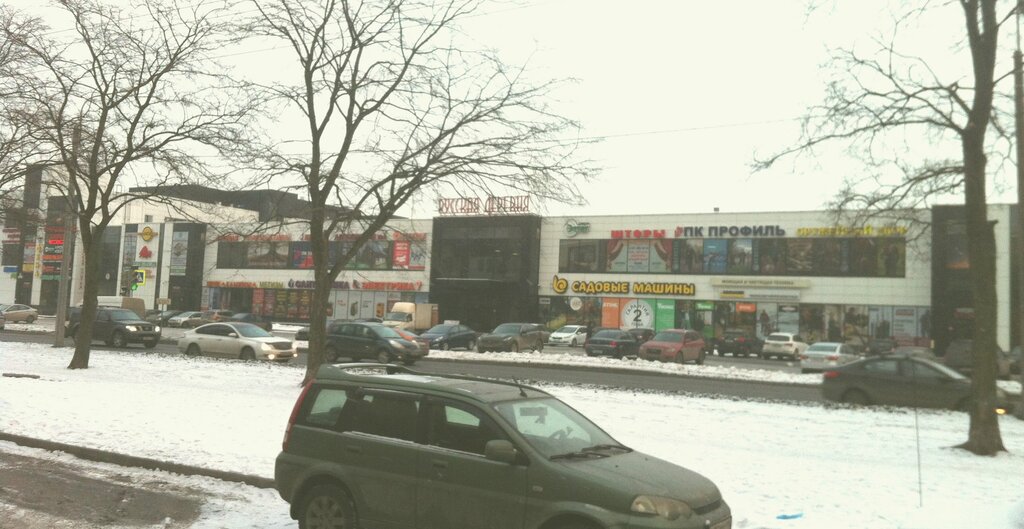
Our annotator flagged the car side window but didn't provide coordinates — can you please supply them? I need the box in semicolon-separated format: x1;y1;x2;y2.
863;359;900;374
905;361;945;380
428;400;507;456
339;392;420;442
302;387;350;428
97;311;110;322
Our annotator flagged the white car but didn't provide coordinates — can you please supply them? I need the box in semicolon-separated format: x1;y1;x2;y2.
547;325;588;347
800;342;861;373
178;322;295;362
761;332;810;360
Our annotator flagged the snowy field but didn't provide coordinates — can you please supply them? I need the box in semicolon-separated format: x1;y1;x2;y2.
1;342;1022;529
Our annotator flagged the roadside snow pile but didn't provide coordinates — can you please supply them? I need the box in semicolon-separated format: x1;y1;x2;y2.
4;322;54;334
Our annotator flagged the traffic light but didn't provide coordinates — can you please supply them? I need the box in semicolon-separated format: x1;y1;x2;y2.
131;269;146;291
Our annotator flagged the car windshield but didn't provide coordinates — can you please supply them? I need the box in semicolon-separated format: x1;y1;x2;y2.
234;324;272;338
109;310;140;321
767;334;791;342
493;397;626;459
0;304;9;311
372;325;402;339
492;323;521;334
651;332;683;343
426;324;454;334
555;326;581;333
384;312;410;321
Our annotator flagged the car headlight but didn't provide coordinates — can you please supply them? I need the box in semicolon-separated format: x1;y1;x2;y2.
154;326;161;333
630;495;693;521
124;325;138;332
261;343;275;351
388;339;405;349
503;336;513;341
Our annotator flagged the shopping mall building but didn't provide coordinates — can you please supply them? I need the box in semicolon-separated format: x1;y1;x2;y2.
0;178;1018;354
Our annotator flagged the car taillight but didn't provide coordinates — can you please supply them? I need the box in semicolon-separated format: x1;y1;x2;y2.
823;370;841;379
610;341;618;347
737;337;746;343
282;381;315;451
826;355;840;361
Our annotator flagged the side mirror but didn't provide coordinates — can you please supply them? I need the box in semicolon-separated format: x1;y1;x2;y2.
228;332;238;338
484;439;518;465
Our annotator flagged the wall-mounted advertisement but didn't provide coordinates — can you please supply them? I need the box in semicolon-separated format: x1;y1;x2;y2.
849;239;877;276
786;239;813;274
409;241;427;271
170;231;189;276
247;241;289;268
626;241;651;273
777;304;800;334
674;239;703;274
392;240;411;269
606;240;628;272
620;298;655;329
655;299;675;331
727;239;752;274
291;241;314;269
703;239;727;273
601;298;621;328
649;240;672;273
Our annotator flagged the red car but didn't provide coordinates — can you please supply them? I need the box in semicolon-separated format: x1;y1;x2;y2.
638;329;707;365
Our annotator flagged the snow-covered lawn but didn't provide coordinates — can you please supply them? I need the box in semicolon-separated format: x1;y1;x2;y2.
1;343;1022;528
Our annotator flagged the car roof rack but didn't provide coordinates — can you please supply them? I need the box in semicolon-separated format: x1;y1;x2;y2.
319;362;542;397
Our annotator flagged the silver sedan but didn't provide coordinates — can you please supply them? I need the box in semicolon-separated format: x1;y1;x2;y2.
800;342;861;373
177;322;295;362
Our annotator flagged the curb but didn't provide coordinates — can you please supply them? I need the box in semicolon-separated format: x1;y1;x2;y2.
0;431;275;489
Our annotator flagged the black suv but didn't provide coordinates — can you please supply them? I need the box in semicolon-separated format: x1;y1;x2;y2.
66;306;161;348
716;329;763;357
325;321;424;364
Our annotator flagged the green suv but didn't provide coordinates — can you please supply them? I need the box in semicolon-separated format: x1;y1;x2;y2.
275;364;731;529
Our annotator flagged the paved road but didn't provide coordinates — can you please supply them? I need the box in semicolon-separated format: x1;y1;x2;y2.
2;329;821;404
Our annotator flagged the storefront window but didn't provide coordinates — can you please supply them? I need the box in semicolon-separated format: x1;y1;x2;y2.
626;240;651;273
786;239;813;274
703;239;727;273
727;239;753;274
674;239;703;274
291;241;314;269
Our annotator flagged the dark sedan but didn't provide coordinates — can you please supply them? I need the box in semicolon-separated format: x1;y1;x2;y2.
229;312;273;331
585;329;640;359
716;329;763;357
417;323;478;350
822;354;1014;412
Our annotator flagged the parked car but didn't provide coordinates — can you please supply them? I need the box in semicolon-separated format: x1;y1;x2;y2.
942;339;1012;380
65;306;161;348
715;329;762;357
799;342;861;373
293;327;310;355
325;321;425;365
547;324;588;347
822;354;1014;413
626;327;655;344
167;311;204;328
229;312;273;331
178;322;295;362
394;328;430;357
0;312;6;330
417;323;478;350
146;310;182;326
584;329;640;359
200;309;234;325
0;303;38;323
477;323;546;353
761;332;809;360
638;329;707;364
866;337;898;356
274;363;732;529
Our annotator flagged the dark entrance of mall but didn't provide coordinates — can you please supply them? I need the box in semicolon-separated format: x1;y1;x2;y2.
430;215;541;333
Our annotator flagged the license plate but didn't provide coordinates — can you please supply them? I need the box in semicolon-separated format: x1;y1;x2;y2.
710;517;731;529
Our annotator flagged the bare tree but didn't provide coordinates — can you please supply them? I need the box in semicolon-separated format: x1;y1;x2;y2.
244;0;592;383
756;0;1008;455
5;0;256;369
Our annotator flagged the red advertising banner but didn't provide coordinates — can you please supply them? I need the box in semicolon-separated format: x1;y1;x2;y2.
392;240;410;269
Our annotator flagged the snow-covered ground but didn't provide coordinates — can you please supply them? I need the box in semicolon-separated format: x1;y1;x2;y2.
1;343;1022;528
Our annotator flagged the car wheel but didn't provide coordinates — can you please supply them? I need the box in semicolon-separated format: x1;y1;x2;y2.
298;483;357;529
842;389;871;406
510;342;519;354
111;331;127;348
240;347;256;361
467;339;476;351
476;344;486;353
185;344;201;357
144;340;157;349
376;349;390;363
26;315;35;323
696;351;706;365
441;341;450;351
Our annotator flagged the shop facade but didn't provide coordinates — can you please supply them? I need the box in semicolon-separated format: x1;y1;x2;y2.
537;208;1017;352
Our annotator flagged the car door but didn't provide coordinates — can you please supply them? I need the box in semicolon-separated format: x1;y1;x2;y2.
856;358;905;404
417;398;528;529
197;324;231;357
902;359;962;409
93;311;113;343
455;325;474;348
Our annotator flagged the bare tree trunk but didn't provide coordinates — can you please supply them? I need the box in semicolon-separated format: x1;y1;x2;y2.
67;226;103;369
304;209;329;384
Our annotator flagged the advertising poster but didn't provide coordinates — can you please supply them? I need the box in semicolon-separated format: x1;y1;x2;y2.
606;240;628;272
786;239;813;274
754;239;787;275
409;241;427;271
298;290;312;319
849;239;878;276
799;304;825;343
675;239;703;274
877;239;905;277
252;289;264;315
944;221;969;270
620;299;655;329
274;290;288;319
287;291;300;318
756;303;778;339
892;307;917;341
727;239;753;274
134;223;159;267
291;242;314;269
776;304;800;334
21;242;35;273
392;240;411;269
868;306;894;338
170;231;189;276
811;239;843;276
649;240;672;273
703;239;727;274
248;242;289;268
627;241;651;273
654;299;675;331
601;298;621;328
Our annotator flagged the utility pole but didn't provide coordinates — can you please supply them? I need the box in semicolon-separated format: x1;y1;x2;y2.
1014;2;1024;419
54;122;79;347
